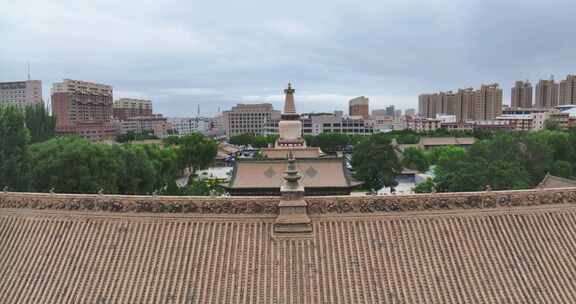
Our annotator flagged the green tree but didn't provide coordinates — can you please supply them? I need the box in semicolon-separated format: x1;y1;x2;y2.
0;106;30;191
351;133;402;191
308;133;351;153
413;178;435;193
389;130;420;144
141;144;180;190
552;160;573;179
28;136;121;193
402;147;429;172
229;134;254;146
24;104;56;143
434;153;490;192
114;144;157;194
116;131;137;143
521;132;554;185
426;145;466;165
177;133;218;175
162;135;182;146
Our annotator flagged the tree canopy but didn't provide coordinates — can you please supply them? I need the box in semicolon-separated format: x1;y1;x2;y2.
0;106;30;191
351;133;402;192
401;147;430;172
24;104;56;143
176;133;218;172
418;130;576;193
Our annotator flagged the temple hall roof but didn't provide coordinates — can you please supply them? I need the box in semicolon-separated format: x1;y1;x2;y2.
227;158;361;190
2;187;576;303
537;173;576;189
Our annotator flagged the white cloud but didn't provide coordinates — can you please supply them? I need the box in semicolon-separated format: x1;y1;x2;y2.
2;0;576;116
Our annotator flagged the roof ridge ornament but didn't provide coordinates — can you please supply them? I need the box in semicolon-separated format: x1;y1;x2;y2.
275;150;312;238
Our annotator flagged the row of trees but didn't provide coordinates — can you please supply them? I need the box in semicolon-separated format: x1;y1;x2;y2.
227;128;507;155
413;130;576;193
116;130;159;143
0;105;218;194
344;127;576;194
3;133;218;194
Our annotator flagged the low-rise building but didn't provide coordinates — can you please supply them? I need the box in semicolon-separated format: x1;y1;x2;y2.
113;98;152;120
495;114;535;131
264;112;374;136
169;117;213;135
495;111;569;131
548;112;570;130
407;118;441;132
0;80;43;108
116;114;170;137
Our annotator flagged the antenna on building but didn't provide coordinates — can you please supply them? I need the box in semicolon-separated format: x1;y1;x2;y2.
26;62;31;80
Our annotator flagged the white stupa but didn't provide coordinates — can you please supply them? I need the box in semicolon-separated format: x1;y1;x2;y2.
276;83;306;148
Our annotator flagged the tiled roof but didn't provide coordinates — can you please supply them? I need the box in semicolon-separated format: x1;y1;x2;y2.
420;137;476;146
538;173;576;189
2;204;576;303
228;158;360;189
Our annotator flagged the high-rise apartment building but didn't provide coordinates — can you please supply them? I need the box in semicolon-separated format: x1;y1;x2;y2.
421;84;502;122
51;79;117;141
0;80;42;108
421;92;450;118
511;81;532;108
418;94;433;118
223;103;281;137
535;79;559;108
445;91;457;116
385;105;396;117
348;96;369;119
559;75;576;105
113;98;153;120
455;88;476;122
474;83;503;120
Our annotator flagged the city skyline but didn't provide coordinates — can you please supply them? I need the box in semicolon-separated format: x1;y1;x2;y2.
2;0;576;116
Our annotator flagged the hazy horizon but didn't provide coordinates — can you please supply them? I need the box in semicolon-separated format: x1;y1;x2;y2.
2;0;576;116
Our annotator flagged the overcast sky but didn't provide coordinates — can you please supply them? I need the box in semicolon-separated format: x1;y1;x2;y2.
1;0;576;116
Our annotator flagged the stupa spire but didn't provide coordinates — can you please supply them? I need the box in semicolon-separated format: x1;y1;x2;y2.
274;149;312;237
283;150;302;191
283;82;296;114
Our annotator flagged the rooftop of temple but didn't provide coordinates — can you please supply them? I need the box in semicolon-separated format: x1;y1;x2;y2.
2;186;576;303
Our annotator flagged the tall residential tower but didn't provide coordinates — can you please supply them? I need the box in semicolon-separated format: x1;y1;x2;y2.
511;80;533;108
535;78;559;108
559;75;576;105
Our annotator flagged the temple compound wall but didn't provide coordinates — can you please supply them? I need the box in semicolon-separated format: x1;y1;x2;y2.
1;187;576;214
